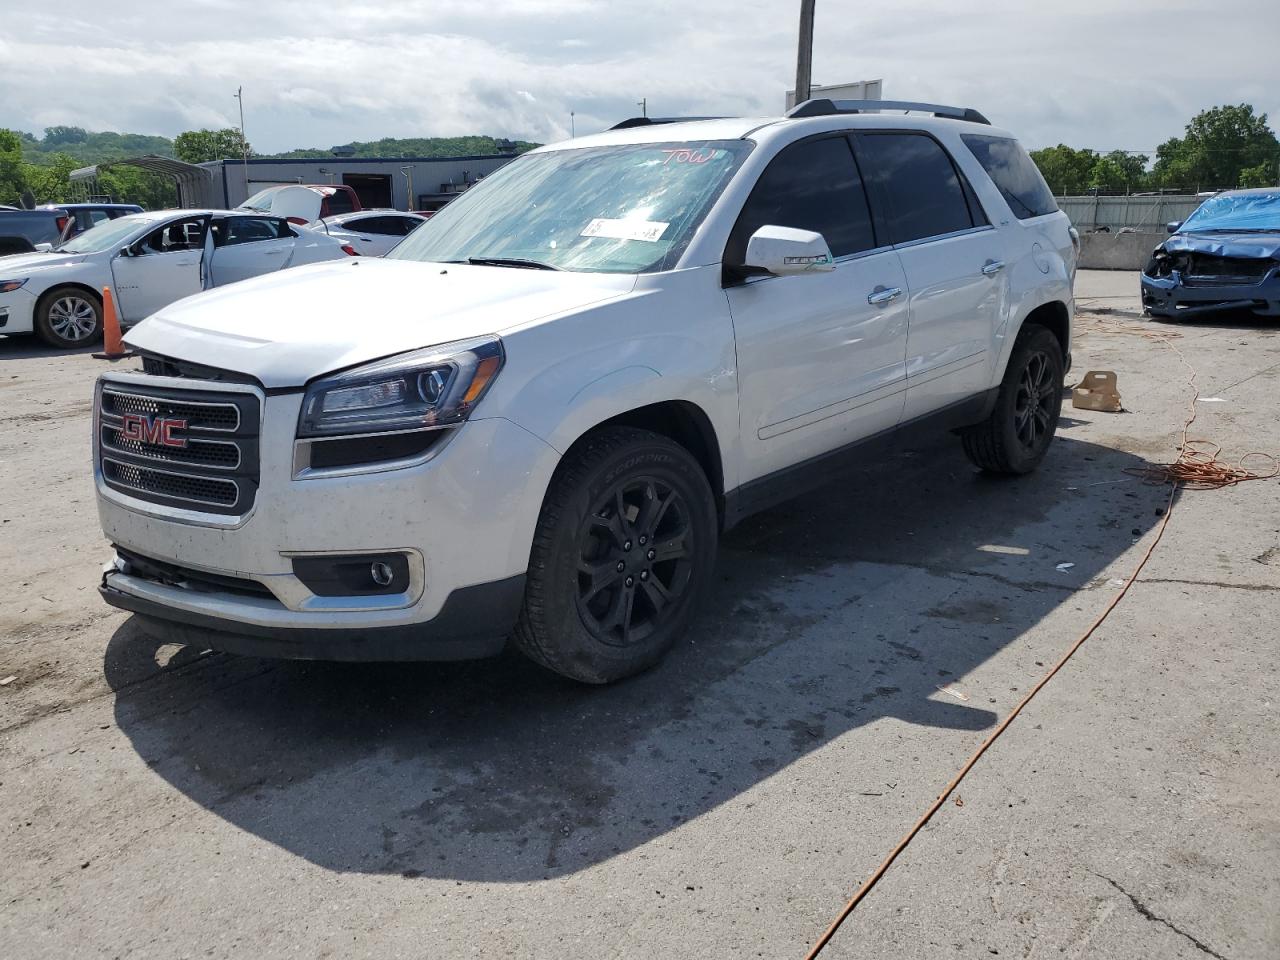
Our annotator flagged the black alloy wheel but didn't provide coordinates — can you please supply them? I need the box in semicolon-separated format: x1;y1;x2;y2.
1012;348;1057;454
514;426;717;684
575;476;694;648
961;324;1064;474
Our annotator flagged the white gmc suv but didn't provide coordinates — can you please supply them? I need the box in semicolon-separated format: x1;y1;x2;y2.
94;99;1076;683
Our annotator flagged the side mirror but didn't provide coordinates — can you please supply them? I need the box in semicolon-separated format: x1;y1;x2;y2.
742;225;834;277
1166;221;1182;234
118;246;133;257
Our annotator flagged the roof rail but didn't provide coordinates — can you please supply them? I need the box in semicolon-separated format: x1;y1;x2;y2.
786;98;991;125
609;116;728;130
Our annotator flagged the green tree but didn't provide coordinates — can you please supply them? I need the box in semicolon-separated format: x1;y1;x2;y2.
1239;161;1278;188
1086;151;1149;194
0;129;26;204
1028;144;1097;195
42;125;89;146
22;152;78;202
267;135;539;160
1152;104;1280;191
174;128;252;164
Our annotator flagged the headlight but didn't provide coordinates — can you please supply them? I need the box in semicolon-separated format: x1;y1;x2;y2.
298;335;504;438
0;279;28;294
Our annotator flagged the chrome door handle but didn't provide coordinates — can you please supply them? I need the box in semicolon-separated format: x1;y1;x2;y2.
982;259;1006;276
867;286;903;305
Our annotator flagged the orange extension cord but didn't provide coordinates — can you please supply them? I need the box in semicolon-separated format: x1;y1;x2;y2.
802;319;1277;960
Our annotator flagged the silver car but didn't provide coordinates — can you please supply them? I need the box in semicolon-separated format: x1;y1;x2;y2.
0;209;354;348
310;210;428;257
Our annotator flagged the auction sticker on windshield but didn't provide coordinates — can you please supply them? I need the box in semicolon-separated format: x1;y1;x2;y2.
581;218;670;242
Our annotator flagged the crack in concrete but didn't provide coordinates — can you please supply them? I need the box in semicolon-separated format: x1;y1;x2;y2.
1138;577;1280;593
1095;873;1228;960
1217;358;1280;396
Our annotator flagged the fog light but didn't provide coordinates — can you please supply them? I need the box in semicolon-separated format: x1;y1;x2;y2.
291;553;411;596
370;560;394;587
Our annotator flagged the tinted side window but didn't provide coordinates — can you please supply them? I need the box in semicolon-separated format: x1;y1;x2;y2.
857;133;974;244
220;216;281;246
727;136;876;265
347;216;400;236
962;134;1058;220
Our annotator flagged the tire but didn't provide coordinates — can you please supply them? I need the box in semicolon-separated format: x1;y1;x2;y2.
513;426;718;684
961;324;1064;475
35;286;102;348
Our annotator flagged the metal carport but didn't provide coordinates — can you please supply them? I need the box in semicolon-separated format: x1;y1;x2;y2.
69;155;218;208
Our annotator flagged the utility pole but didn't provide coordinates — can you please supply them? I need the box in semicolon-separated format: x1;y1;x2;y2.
570;111;575;137
794;0;816;105
233;86;249;202
637;98;647;118
401;165;414;211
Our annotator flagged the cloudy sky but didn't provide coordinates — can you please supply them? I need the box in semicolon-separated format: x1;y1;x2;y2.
2;0;1277;157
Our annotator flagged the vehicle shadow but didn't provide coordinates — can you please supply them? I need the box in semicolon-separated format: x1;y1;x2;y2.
0;335;100;360
1148;307;1280;332
103;430;1169;881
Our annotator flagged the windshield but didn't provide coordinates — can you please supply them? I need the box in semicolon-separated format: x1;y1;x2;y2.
240;187;282;213
57;215;153;254
388;140;752;273
1181;192;1280;233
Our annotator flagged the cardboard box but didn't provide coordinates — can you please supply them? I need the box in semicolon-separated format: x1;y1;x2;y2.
1072;370;1122;412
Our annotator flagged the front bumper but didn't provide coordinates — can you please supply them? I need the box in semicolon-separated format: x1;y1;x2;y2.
1141;272;1280;317
100;567;524;661
94;371;560;661
0;289;37;334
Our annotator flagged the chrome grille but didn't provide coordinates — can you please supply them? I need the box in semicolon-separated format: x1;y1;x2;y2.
103;458;239;507
97;381;261;515
101;388;239;431
101;427;241;469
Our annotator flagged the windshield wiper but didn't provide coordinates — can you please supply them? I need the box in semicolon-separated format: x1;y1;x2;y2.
465;256;560;271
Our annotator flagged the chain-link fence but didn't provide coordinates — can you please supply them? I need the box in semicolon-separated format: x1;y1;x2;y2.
1056;194;1203;233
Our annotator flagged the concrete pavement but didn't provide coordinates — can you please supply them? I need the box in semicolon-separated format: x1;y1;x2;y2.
1;271;1276;959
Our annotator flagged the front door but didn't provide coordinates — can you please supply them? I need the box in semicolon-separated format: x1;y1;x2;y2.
208;216;295;286
854;132;1009;419
725;134;910;483
111;215;208;323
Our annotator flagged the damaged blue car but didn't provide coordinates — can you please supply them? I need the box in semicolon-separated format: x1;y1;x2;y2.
1141;188;1280;319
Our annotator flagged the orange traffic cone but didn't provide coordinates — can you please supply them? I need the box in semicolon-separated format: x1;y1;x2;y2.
92;286;132;360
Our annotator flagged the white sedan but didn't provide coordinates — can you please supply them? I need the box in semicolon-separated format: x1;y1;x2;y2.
0;209;354;348
310;210;428;257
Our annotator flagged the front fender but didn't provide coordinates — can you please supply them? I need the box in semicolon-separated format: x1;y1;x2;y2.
482;266;742;492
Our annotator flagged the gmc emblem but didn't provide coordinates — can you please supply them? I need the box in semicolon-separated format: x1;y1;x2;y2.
119;413;188;449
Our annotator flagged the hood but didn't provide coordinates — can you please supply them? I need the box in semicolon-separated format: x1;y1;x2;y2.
124;258;638;388
0;251;89;274
1164;231;1280;259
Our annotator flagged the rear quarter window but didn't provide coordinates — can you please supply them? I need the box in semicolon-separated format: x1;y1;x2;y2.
962;134;1058;220
855;133;978;245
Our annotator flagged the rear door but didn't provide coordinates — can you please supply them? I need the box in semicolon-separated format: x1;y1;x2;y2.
854;132;1009;420
725;134;910;482
336;214;414;256
208;216;295;286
